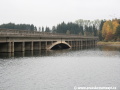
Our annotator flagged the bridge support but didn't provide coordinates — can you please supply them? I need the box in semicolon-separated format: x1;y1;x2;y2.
0;42;10;53
41;41;47;50
0;39;98;53
14;42;25;52
0;42;14;53
25;42;33;51
33;42;41;50
11;42;14;53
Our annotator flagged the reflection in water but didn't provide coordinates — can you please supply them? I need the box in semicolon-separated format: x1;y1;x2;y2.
97;45;120;57
0;45;119;59
100;45;120;51
0;46;96;59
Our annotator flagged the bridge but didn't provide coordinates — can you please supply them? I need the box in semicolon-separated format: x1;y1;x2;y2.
0;29;98;53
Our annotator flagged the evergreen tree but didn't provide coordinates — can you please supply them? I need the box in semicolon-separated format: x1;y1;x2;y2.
52;26;56;33
45;27;51;32
39;27;41;32
30;24;34;31
93;25;97;36
34;26;37;31
99;20;105;41
80;26;84;35
42;27;44;32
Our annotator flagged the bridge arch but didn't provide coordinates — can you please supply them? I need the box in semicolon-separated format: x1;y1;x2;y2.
47;41;71;50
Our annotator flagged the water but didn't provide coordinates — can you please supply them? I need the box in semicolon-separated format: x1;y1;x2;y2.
0;46;120;90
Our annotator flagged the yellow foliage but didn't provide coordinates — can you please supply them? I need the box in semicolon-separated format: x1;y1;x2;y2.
102;19;120;41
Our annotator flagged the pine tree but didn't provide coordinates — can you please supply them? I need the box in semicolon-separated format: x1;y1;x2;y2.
45;27;51;32
39;27;41;32
42;27;44;32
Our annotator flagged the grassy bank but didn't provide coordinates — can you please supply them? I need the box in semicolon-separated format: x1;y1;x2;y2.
97;41;120;46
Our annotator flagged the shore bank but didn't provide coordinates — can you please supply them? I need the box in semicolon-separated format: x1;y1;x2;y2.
97;42;120;47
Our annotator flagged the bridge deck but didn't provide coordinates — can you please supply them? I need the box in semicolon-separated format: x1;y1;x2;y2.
0;29;98;39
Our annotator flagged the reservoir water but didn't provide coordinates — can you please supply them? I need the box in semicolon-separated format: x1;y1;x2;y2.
0;46;120;90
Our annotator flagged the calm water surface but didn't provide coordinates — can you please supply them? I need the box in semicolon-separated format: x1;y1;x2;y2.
0;46;120;90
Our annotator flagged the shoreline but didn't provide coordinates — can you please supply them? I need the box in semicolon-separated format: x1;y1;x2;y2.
97;41;120;47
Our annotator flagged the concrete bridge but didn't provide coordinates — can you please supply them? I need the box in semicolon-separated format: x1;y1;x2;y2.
0;29;98;53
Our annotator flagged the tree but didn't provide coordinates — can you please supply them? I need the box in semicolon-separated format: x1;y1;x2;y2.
39;27;41;32
42;27;44;32
34;26;37;31
45;27;51;32
99;20;105;41
52;26;56;33
75;19;100;36
102;19;119;41
30;24;34;31
80;26;84;35
115;25;120;41
93;25;97;36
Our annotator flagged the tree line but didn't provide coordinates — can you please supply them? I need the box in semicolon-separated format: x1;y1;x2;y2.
0;20;100;37
0;22;52;33
51;19;102;36
0;23;37;31
0;19;120;41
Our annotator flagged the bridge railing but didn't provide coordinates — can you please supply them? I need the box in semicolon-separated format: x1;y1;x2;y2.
0;28;98;39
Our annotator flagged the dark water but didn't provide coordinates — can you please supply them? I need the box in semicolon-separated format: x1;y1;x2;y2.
0;46;120;90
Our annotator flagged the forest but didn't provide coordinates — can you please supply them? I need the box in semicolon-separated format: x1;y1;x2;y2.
0;19;101;36
0;19;120;41
0;23;37;31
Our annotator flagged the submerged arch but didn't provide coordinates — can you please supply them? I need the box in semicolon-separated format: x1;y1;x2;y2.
51;43;70;50
48;42;71;50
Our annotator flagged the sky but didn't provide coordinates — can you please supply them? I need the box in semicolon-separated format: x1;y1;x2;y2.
0;0;120;28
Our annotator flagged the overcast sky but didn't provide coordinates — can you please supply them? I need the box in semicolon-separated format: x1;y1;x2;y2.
0;0;120;28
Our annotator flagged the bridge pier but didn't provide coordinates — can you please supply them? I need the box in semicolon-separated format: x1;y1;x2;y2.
72;41;75;48
87;40;89;47
0;42;10;53
14;42;25;52
25;42;33;51
33;42;41;50
70;41;73;47
91;40;93;46
93;40;95;46
78;41;80;47
75;41;76;48
76;41;78;47
94;40;97;46
41;41;47;50
79;41;81;48
0;39;98;53
80;40;82;47
88;40;90;47
11;42;14;53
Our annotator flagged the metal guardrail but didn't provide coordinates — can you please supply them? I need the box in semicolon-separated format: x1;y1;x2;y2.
0;29;98;39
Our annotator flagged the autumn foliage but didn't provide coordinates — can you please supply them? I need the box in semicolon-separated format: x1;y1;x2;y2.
102;19;120;41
